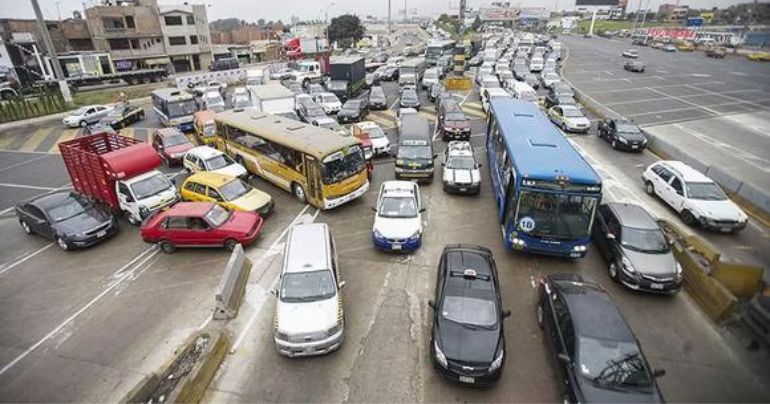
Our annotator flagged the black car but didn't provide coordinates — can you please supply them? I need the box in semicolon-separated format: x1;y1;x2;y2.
369;86;388;110
624;61;646;72
400;88;421;110
597;118;648;151
523;73;540;89
337;99;368;123
429;244;510;386
298;101;328;123
100;104;145;129
84;122;118;136
551;82;575;98
537;274;666;403
15;191;118;250
592;203;682;294
544;93;578;109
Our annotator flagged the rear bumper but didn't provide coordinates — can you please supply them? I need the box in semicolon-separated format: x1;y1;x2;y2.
443;181;480;195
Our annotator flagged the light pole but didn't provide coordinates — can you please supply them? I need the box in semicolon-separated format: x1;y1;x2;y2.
325;2;336;24
30;0;72;103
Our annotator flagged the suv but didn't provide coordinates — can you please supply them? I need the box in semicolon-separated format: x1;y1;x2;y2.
537;274;666;403
441;141;481;194
430;245;510;386
273;223;345;357
642;161;748;232
372;181;424;251
592;202;682;294
438;99;471;141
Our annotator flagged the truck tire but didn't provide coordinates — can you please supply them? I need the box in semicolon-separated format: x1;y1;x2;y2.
126;211;141;225
303;78;310;88
292;183;307;204
159;240;176;253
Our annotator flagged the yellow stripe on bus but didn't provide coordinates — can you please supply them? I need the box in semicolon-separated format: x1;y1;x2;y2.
19;127;54;152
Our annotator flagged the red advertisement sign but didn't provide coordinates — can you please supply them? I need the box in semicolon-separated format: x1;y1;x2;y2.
644;28;696;40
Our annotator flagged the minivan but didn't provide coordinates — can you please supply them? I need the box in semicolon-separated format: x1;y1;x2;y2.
395;114;435;182
274;223;345;357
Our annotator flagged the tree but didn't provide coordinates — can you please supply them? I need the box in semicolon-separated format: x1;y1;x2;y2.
327;14;365;48
257;18;266;26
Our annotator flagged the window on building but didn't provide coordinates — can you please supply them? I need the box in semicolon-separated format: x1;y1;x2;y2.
169;36;187;46
198;35;207;44
164;15;183;26
189;35;199;45
125;16;135;28
186;15;195;25
46;23;59;31
103;17;125;31
108;38;131;50
129;39;139;49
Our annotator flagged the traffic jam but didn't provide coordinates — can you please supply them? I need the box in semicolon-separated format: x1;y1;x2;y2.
1;21;768;404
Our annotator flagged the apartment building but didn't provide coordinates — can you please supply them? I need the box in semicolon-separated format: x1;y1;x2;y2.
158;4;212;72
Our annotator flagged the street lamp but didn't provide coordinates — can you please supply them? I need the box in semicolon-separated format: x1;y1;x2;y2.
325;2;336;24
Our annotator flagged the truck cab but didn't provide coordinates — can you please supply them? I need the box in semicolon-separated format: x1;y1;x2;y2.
294;60;323;87
117;171;178;224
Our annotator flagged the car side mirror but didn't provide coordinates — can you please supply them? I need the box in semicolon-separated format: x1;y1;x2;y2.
606;233;616;240
557;353;571;364
502;309;512;319
477;163;483;168
420;207;426;213
270;288;278;296
338;280;346;289
676;190;683;196
428;300;436;309
371;206;377;212
433;154;438;159
441;162;445;166
653;368;666;378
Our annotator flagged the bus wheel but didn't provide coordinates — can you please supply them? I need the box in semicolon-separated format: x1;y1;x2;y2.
292;183;307;203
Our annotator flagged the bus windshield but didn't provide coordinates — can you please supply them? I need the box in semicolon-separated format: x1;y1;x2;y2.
321;145;365;184
167;99;198;119
516;191;598;240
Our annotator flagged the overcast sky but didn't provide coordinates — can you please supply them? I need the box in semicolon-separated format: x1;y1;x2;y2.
0;0;751;22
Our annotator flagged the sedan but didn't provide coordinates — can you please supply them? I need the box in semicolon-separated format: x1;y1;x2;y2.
523;73;540;89
62;104;114;128
548;105;591;133
537;274;666;403
622;49;639;58
16;191;118;250
314;92;343;114
380;66;400;81
540;72;561;89
372;181;424;251
543;93;577;109
662;44;677;52
592;202;682;294
597;118;648;151
298;101;328;123
100;104;145;129
337;99;369;123
399;88;421;110
430;244;510;386
151;128;195;165
624;61;646;73
369;86;388;110
140;202;263;253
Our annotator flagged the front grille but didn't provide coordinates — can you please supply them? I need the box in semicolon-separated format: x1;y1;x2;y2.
447;360;489;376
641;274;674;283
84;222;110;236
287;331;326;343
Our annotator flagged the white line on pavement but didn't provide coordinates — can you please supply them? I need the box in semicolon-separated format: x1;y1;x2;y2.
645;87;722;115
0;182;59;191
0;154;52;174
586;81;724;95
684;84;770;110
0;243;55;277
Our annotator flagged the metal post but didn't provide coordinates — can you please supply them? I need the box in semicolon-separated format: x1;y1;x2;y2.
588;8;597;36
30;0;72;103
388;0;391;34
404;0;407;23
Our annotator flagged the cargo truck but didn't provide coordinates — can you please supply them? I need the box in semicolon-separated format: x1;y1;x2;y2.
248;84;296;115
59;132;178;225
328;56;366;102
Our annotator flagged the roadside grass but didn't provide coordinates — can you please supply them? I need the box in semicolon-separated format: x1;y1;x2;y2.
72;81;171;106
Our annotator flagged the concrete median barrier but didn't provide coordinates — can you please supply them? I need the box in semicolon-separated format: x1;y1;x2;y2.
213;243;252;320
712;261;764;299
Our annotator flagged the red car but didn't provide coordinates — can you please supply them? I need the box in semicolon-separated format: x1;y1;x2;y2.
140;202;263;253
151;127;195;165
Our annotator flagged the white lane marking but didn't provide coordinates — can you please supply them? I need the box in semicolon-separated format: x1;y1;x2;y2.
432;117;440;141
671;123;770;173
0;246;159;376
625;106;703;117
683;84;770;110
388;98;400;111
0;154;52;174
0;243;55;277
586;81;724;95
0;182;59;191
645;87;722;115
460;91;471;105
691;73;712;78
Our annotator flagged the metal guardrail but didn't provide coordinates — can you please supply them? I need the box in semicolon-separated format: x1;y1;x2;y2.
213;244;252;320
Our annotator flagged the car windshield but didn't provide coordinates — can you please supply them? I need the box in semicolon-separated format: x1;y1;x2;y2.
446;155;475;170
368;126;386;138
424;71;439;79
546;74;559;80
46;196;90;222
371;88;385;98
484;80;500;88
233;97;251;108
516;191;598;239
579;336;653;390
379;196;418;218
322;145;365;184
398;145;432;160
616;123;640;133
558;96;575;104
307;106;326;116
402;92;418;101
202;122;216;137
281;270;336;302
563;108;584;118
131;174;172;200
442;295;498;328
206;93;223;103
204;154;234;170
686;182;727;200
446;111;467;121
319;120;342;131
204;204;230;227
219;179;251;200
622;227;670;254
322;95;339;103
72;107;90;116
341;101;360;111
164;133;189;147
167;99;198;119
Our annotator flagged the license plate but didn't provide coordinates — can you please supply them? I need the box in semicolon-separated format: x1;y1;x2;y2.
631;145;639;149
720;227;731;232
392;244;402;250
570;253;581;258
459;376;475;384
459;188;467;192
650;283;664;290
96;230;106;237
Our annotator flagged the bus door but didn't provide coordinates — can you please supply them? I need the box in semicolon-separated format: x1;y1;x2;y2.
304;155;324;207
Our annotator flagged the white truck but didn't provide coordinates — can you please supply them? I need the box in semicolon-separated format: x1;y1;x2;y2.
290;60;325;87
248;84;296;115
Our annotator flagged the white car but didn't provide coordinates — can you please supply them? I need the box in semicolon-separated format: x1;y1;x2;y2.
314;92;342;114
294;93;312;112
395;107;418;130
203;91;225;112
548;105;591;133
481;87;512;113
442;141;481;194
622;49;640;58
231;87;251;108
313;116;347;137
541;72;561;89
478;75;501;101
352;121;390;156
372;181;424;252
182;145;247;179
642;161;748;232
62;104;114;127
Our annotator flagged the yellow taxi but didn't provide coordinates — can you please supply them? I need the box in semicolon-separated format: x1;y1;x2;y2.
180;172;274;217
676;42;695;51
747;52;770;61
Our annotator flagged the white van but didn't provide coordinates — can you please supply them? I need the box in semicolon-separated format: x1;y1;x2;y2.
508;80;539;107
482;87;513;113
529;56;544;72
274;223;345;357
422;67;441;90
246;68;266;86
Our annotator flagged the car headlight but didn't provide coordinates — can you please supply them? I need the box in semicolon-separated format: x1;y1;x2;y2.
511;236;526;247
275;331;290;341
572;245;587;252
675;262;683;281
111;120;118;125
618;137;629;144
327;322;342;337
434;341;448;368
409;230;422;240
621;256;637;275
374;229;384;239
489;348;504;372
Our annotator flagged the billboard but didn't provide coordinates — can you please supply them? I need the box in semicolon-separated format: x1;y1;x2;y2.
644;27;696;41
575;0;619;5
480;6;520;21
519;7;550;20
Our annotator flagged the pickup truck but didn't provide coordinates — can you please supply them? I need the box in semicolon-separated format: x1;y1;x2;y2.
59;132;178;225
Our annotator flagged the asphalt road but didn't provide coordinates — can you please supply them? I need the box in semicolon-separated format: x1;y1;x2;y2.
0;30;769;402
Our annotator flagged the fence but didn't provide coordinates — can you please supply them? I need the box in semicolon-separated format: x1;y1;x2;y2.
0;89;67;124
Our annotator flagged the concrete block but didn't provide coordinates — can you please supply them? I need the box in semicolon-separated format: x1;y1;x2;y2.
713;261;764;299
214;244;252;320
674;244;738;324
705;165;744;195
737;182;770;219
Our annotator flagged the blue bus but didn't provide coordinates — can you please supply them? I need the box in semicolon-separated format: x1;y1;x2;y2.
151;88;199;132
486;99;602;258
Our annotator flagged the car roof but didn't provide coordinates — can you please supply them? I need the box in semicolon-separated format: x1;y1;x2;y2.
560;105;580;112
166;202;214;217
284;223;330;273
355;121;380;130
28;191;76;210
382;180;417;194
552;278;635;342
607;202;659;229
155;127;184;137
188;145;223;159
658;160;713;182
442;245;496;293
487;88;511;97
185;172;237;187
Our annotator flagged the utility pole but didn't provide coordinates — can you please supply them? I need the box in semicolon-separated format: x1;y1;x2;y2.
30;0;72;103
388;0;391;34
404;0;407;23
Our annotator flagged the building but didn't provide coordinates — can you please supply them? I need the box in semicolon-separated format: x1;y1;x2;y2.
157;3;212;72
658;4;689;22
211;22;285;45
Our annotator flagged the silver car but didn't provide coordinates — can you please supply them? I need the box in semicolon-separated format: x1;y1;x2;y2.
62;104;114;127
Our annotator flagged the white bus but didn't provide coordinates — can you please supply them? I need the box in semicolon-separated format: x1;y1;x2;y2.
151;88;199;132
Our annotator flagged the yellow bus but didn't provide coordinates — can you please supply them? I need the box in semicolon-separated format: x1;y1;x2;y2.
215;109;369;209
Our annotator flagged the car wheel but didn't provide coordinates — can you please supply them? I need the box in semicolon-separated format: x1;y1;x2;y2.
79;120;87;128
56;237;69;251
224;239;238;251
681;210;697;226
536;304;544;328
20;220;33;235
292;183;307;204
127;211;140;226
609;262;619;281
644;181;655;196
159;240;176;253
611;139;618;149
